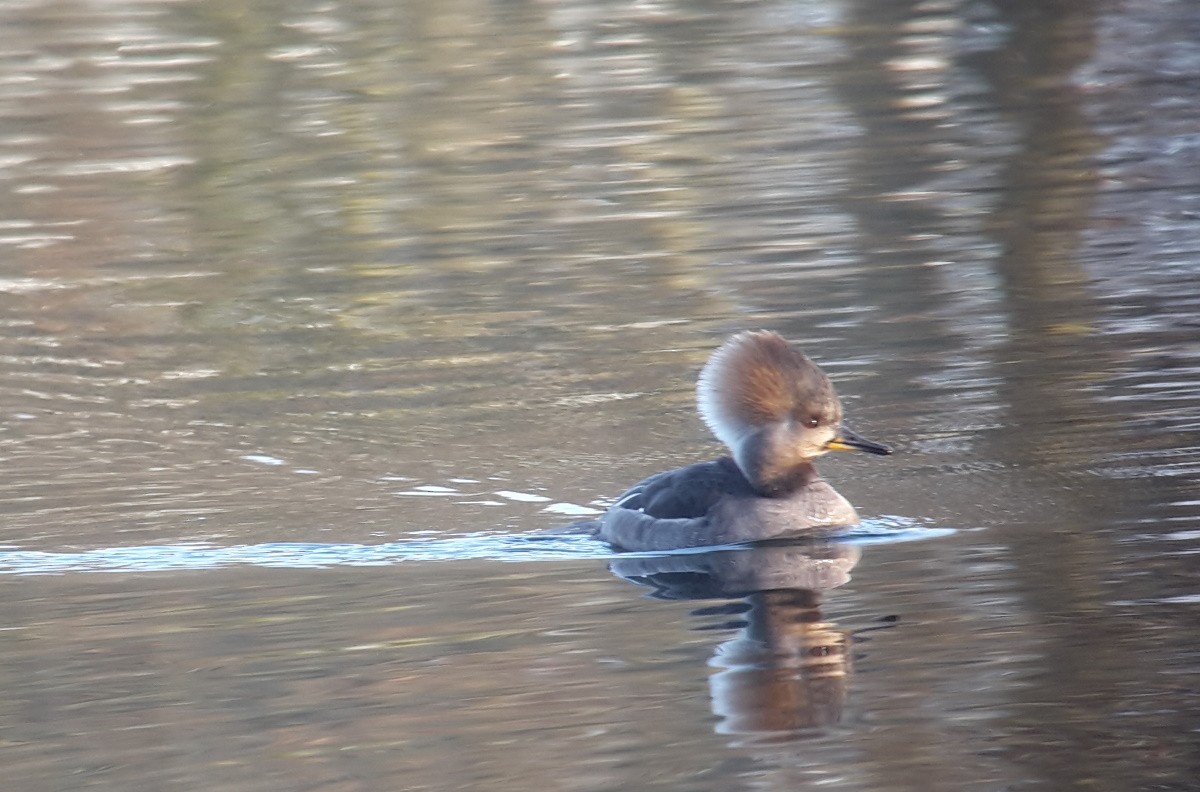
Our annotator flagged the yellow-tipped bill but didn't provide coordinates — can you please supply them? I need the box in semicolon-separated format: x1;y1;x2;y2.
827;425;892;455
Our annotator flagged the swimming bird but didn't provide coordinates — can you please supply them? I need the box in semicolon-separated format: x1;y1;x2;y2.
591;330;891;551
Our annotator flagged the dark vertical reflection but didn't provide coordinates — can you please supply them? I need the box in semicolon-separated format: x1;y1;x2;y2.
968;3;1197;790
827;0;1016;471
833;1;1196;790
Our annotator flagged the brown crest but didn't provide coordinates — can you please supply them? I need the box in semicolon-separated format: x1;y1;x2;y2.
699;331;840;448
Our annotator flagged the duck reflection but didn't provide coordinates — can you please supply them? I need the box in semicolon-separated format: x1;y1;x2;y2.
610;540;862;743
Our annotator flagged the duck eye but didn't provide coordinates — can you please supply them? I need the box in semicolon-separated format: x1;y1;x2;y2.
803;416;820;429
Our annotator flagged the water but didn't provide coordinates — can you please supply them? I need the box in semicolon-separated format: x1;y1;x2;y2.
2;0;1199;790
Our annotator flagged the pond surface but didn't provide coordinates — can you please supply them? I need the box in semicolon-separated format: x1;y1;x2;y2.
2;0;1199;790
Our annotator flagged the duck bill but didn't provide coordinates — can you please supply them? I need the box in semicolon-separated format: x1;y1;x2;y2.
826;425;892;456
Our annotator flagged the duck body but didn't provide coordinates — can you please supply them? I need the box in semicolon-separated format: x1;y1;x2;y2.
596;456;858;551
590;331;890;552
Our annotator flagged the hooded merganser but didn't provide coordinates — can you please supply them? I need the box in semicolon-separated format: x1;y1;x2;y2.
593;330;891;551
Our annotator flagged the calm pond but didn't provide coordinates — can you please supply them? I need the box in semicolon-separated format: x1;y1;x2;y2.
1;1;1198;790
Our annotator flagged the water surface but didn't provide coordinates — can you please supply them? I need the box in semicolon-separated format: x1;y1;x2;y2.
1;1;1198;790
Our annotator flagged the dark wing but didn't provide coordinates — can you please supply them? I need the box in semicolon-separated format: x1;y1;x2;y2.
613;457;755;520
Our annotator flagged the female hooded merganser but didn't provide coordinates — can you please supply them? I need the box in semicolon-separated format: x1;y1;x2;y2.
592;330;891;551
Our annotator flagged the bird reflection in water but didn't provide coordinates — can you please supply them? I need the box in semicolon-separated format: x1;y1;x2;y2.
610;540;888;744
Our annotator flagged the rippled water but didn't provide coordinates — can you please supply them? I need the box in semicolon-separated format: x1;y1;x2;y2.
2;0;1199;790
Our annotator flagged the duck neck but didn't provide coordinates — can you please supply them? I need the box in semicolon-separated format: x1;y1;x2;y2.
733;430;822;497
753;460;821;497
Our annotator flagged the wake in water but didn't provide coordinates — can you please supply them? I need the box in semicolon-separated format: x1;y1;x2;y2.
0;517;951;575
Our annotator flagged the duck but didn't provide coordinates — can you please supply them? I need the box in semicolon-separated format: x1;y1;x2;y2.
587;330;891;551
